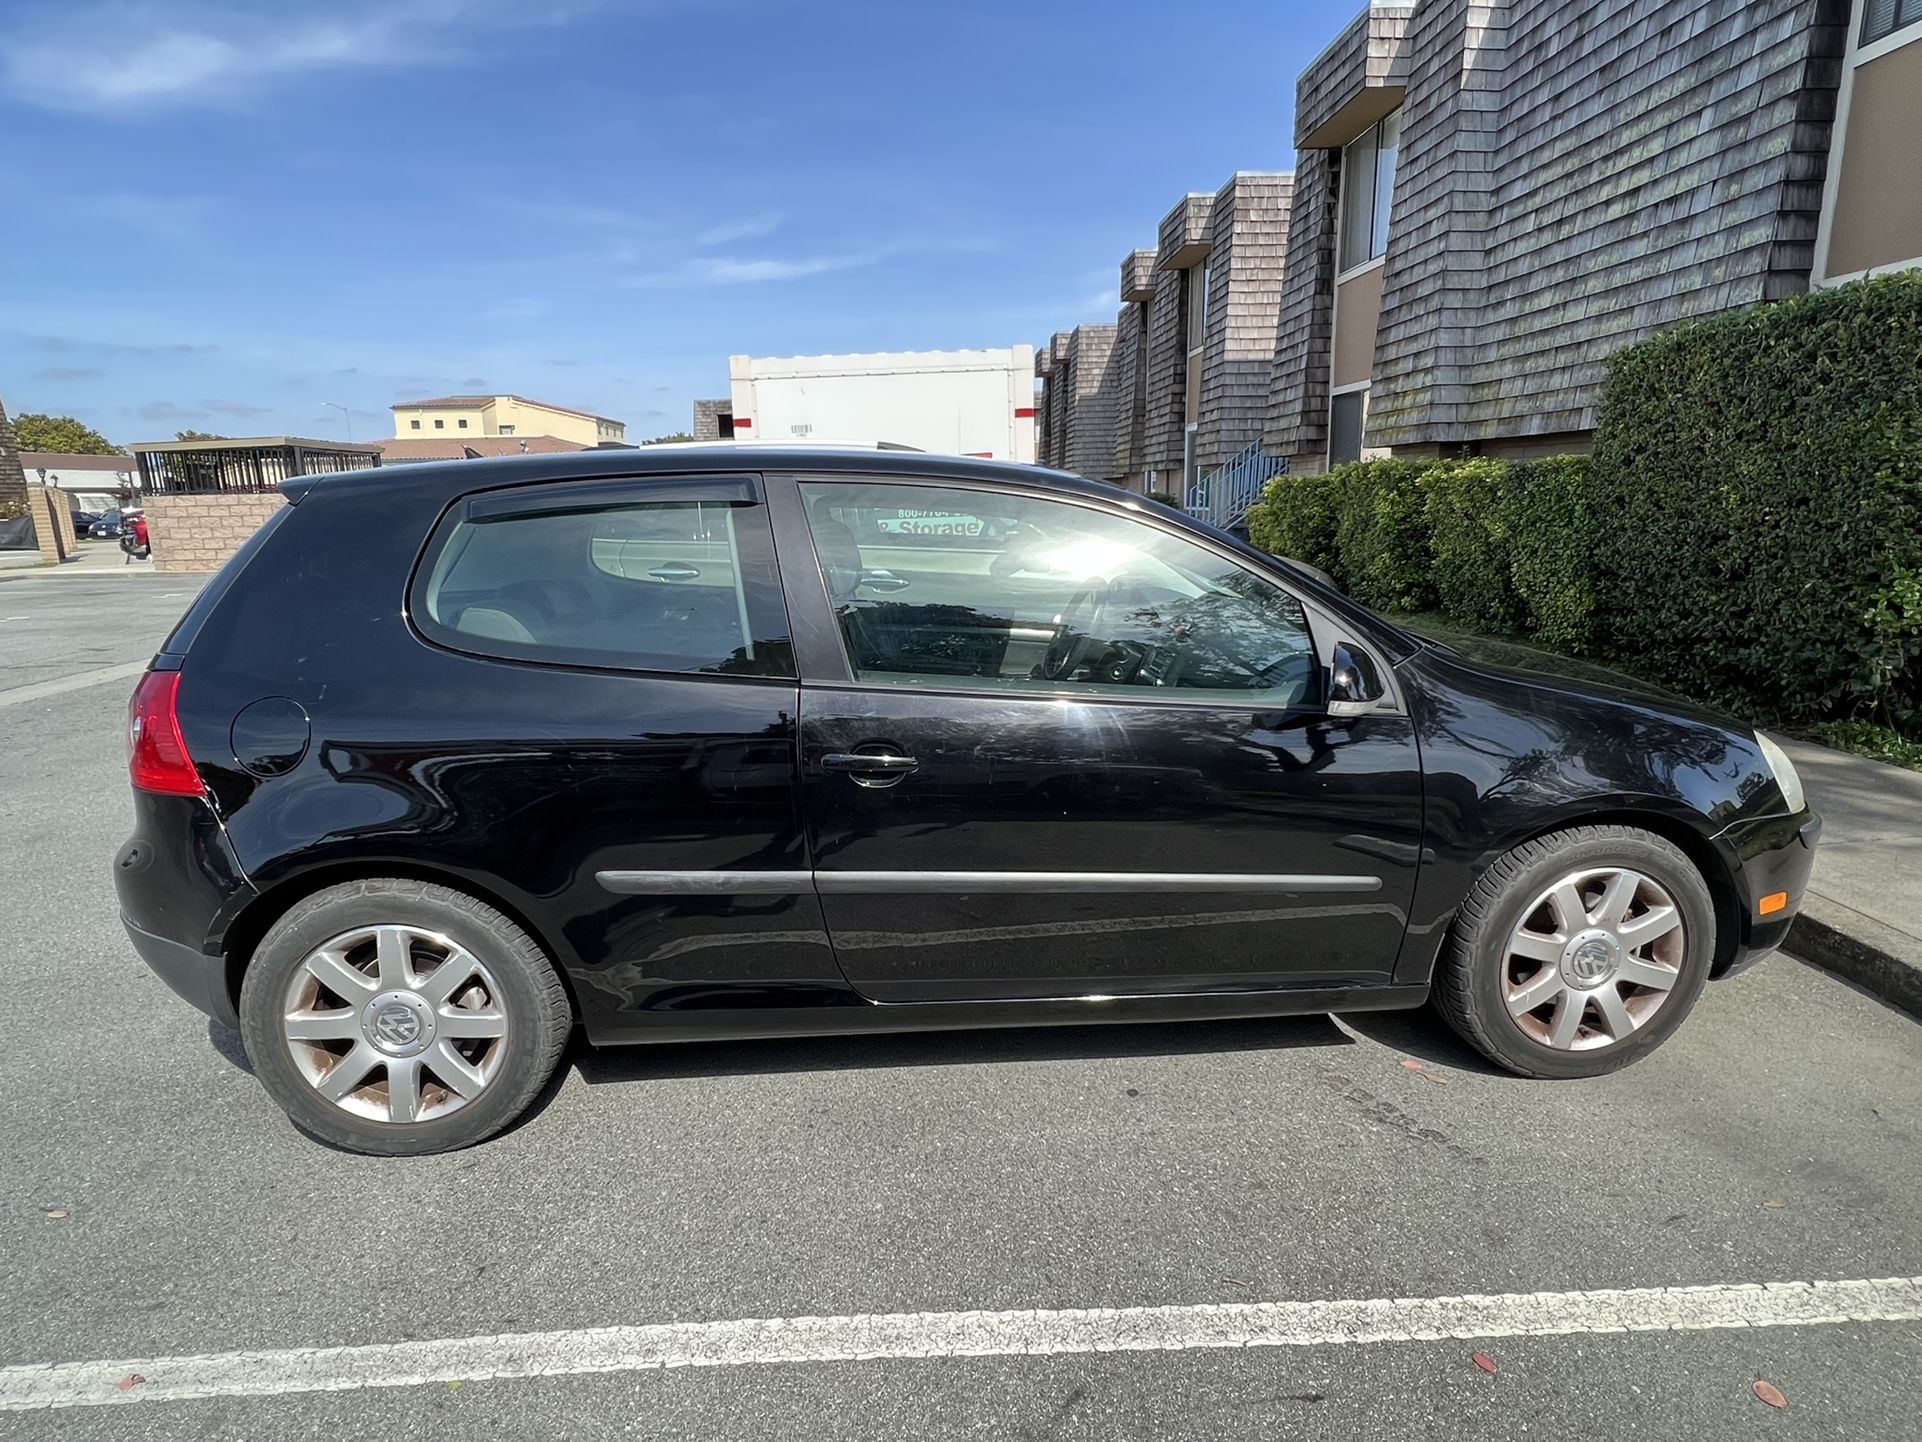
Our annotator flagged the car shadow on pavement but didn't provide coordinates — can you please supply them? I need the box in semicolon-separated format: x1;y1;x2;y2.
570;1012;1354;1088
1334;1006;1508;1076
208;1021;253;1074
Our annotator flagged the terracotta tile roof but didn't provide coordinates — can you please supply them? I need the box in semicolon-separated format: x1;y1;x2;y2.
372;435;592;463
389;394;620;425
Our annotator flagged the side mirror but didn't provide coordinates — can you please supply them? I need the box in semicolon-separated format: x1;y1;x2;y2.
1328;641;1385;719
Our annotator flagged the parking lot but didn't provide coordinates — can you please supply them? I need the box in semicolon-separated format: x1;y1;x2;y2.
2;571;1919;1439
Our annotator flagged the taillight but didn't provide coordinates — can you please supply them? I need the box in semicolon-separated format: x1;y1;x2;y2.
128;670;203;796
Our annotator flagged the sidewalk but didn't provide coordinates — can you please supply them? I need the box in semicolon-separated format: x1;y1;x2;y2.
1781;737;1922;1015
0;541;153;579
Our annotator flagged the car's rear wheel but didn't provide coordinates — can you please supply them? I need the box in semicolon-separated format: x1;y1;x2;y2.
239;879;571;1154
1434;826;1717;1078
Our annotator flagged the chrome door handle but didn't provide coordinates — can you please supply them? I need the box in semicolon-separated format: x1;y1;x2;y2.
821;752;919;774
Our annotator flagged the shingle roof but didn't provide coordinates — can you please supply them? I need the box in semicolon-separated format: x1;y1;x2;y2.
19;452;136;471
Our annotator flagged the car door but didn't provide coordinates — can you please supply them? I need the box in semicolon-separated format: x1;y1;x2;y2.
392;472;842;1028
767;471;1425;1003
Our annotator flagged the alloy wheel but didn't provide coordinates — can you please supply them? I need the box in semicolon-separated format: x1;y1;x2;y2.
280;925;508;1123
1501;867;1685;1051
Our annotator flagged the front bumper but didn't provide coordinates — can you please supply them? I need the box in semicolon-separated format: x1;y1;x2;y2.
1715;809;1822;977
122;915;240;1030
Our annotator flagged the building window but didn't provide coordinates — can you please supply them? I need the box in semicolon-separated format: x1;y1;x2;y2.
458;418;468;429
1330;390;1367;465
1863;0;1922;42
498;424;515;436
1184;260;1211;355
434;419;445;429
1338;110;1402;273
410;419;421;430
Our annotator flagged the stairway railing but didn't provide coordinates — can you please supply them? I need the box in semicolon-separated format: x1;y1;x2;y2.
1183;440;1288;531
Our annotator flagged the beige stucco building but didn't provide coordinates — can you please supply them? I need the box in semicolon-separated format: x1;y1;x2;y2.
390;395;626;447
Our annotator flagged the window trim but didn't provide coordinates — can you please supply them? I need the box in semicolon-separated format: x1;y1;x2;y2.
1861;0;1922;48
405;473;796;683
1328;383;1370;467
766;471;1404;716
1335;112;1401;274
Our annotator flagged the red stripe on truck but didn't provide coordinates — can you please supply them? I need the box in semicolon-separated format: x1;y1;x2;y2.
733;417;751;428
1014;407;1036;418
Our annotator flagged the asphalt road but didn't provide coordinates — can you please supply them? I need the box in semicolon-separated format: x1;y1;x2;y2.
2;572;1919;1439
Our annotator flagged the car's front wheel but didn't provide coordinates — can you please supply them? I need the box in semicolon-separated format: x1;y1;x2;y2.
239;879;571;1154
1434;825;1717;1078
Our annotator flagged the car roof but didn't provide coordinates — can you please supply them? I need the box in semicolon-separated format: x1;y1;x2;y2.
281;445;1108;506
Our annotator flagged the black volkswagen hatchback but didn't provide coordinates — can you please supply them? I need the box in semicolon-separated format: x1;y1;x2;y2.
116;448;1820;1154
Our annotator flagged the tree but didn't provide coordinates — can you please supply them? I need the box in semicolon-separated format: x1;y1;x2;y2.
643;432;695;445
12;413;121;454
173;430;226;441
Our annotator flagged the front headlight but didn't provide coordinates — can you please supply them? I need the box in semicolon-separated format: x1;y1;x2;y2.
1755;732;1807;815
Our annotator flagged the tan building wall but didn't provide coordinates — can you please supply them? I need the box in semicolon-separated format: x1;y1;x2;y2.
391;397;624;446
148;493;286;573
393;403;498;437
1822;38;1922;279
1332;263;1384;390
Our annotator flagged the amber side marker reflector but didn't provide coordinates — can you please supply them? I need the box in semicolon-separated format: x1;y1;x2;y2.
1759;891;1789;916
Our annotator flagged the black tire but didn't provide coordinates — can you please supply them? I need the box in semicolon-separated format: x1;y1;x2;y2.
239;879;571;1155
1434;825;1717;1078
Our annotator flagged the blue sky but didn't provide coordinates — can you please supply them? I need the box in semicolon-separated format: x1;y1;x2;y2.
1;0;1360;447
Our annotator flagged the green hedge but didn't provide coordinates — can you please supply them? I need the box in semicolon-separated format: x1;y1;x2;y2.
1243;272;1922;729
1589;273;1922;727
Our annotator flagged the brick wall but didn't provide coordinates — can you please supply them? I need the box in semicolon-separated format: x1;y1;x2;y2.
24;485;71;564
148;492;286;573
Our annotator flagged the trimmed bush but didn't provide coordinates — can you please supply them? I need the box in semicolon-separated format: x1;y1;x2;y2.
1503;456;1595;651
1424;459;1523;634
1247;469;1342;574
1590;271;1922;725
1329;458;1438;612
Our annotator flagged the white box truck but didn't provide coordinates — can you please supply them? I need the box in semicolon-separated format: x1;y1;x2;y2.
727;347;1037;462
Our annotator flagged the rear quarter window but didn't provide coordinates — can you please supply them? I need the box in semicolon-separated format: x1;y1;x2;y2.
414;494;793;678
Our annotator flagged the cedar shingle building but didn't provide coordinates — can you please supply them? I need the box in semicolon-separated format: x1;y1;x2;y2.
1037;0;1920;493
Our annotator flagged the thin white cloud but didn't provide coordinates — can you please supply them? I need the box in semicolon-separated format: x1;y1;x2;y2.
695;213;784;248
623;253;882;288
2;0;591;113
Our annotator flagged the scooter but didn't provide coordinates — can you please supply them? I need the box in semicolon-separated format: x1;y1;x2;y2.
120;511;150;563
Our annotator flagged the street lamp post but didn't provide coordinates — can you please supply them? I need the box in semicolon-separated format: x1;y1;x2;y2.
321;402;353;442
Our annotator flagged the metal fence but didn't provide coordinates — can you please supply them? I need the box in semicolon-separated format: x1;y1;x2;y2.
135;440;381;495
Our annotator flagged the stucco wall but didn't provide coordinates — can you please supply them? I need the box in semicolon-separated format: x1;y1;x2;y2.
1824;36;1922;276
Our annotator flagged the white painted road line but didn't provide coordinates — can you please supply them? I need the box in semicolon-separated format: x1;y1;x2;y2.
0;660;147;709
4;1276;1920;1412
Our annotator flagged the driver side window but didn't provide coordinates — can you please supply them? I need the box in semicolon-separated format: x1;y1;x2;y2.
799;481;1321;706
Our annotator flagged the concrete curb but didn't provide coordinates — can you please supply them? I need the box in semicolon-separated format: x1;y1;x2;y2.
1790;897;1922;1020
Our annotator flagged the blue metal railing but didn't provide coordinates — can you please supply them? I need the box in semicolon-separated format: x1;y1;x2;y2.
1184;440;1289;531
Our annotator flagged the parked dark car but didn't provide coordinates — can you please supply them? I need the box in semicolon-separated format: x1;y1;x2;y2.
114;449;1819;1154
72;509;103;540
89;509;124;539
